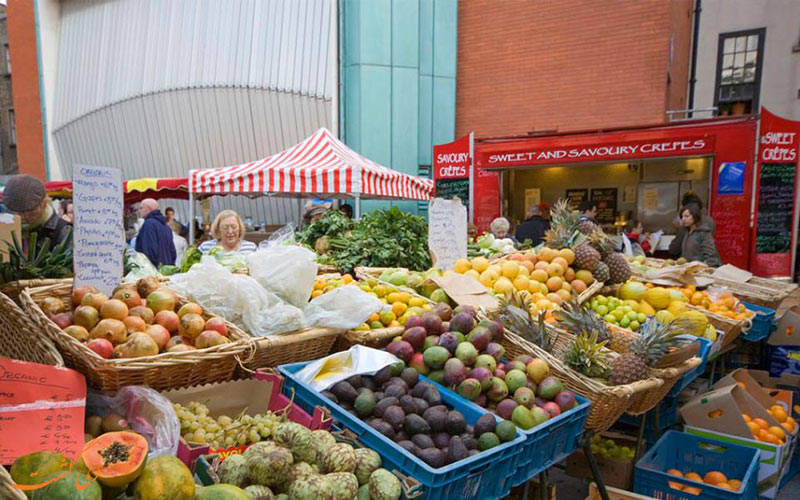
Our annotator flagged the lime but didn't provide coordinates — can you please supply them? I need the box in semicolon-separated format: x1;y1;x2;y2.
596;296;608;305
613;309;625;321
627;311;639;321
629;320;641;331
596;305;609;316
637;313;647;323
620;317;631;328
604;314;618;324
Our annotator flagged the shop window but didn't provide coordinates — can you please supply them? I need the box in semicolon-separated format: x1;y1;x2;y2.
3;43;9;74
714;28;765;116
8;109;15;147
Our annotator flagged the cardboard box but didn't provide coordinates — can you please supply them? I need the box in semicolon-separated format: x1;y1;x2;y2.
161;371;331;469
586;483;656;500
748;370;800;416
566;432;637;490
680;383;783;439
712;369;793;415
0;213;20;262
767;306;800;377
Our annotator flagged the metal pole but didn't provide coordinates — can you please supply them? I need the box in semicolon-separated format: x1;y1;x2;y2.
355;194;361;220
189;191;195;245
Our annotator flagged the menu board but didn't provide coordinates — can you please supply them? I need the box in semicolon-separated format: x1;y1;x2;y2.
435;178;469;207
755;163;796;254
72;165;125;296
428;198;467;271
591;188;618;225
565;189;588;211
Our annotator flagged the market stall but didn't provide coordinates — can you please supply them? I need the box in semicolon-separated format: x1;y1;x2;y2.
0;177;191;205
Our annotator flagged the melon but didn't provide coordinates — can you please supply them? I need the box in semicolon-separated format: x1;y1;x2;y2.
10;451;71;496
194;484;251;499
30;470;101;500
638;300;657;316
668;289;688;302
81;431;148;488
643;288;671;310
654;310;675;324
618;281;647;302
667;301;688;316
132;455;194;500
675;310;709;336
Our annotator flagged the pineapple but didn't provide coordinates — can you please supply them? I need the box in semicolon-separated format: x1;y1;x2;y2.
593;262;610;283
563;332;610;379
495;291;550;351
555;299;631;353
544;199;580;249
604;253;632;284
573;242;601;271
608;316;695;385
587;230;615;258
577;219;598;235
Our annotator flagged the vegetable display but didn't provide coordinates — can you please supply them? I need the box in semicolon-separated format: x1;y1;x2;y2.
0;229;74;283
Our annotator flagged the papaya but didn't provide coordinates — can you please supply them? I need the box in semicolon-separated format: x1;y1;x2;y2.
10;451;72;497
194;484;252;499
80;431;148;488
30;470;102;500
132;455;194;500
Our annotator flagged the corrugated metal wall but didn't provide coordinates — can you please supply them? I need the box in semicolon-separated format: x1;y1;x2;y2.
51;0;334;225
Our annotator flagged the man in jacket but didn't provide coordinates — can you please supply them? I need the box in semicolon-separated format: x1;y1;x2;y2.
515;204;548;246
3;175;72;251
135;198;176;267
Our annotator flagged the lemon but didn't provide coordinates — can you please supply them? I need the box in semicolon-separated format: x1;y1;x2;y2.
501;261;520;279
471;257;490;273
464;269;481;280
454;259;472;274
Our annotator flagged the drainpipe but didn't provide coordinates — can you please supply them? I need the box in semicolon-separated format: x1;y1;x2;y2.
687;0;702;118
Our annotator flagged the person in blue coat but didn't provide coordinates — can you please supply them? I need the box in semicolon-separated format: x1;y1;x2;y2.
135;198;176;267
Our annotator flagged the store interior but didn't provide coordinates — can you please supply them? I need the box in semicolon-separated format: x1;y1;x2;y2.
503;156;712;236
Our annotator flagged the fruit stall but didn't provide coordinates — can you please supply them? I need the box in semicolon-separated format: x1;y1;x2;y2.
1;193;799;500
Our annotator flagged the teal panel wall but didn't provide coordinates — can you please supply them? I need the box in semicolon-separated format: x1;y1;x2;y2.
341;0;457;215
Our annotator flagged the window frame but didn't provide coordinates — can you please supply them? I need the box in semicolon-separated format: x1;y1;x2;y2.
8;108;15;147
713;27;766;114
3;43;9;75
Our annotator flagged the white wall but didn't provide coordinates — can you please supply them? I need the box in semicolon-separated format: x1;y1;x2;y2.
694;0;800;120
35;0;61;179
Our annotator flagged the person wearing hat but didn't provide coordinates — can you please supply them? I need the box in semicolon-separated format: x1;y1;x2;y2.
515;203;548;246
3;174;72;251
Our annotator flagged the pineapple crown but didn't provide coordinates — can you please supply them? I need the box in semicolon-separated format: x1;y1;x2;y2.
496;291;550;351
554;298;611;341
630;316;697;364
564;331;610;379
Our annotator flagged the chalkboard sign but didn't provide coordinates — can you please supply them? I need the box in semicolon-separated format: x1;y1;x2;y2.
435;178;469;207
565;189;588;211
756;162;796;254
591;188;618;225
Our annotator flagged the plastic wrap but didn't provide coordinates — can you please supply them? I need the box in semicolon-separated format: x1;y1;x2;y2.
304;284;383;329
123;249;161;282
86;386;179;458
294;345;400;391
247;245;317;308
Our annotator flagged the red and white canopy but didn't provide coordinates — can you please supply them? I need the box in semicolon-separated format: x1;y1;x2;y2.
189;128;434;200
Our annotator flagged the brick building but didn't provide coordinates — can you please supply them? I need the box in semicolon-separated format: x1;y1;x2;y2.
0;4;17;176
456;0;694;137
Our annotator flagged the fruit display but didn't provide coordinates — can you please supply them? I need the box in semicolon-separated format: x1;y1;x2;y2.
84;412;130;441
542;200;631;285
665;468;744;493
380;302;579;432
584;294;648;332
9;444;196;500
669;285;754;321
206;422;402;500
468;233;517;257
43;277;234;359
297;207;432;275
451;248;593;313
173;401;285;448
742;407;796;445
377;268;451;305
588;434;636;461
625;254;687;274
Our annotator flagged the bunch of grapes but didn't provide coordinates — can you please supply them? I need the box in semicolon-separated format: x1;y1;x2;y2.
173;401;284;448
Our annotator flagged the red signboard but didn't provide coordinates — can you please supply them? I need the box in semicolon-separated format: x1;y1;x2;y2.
474;167;501;233
751;108;800;278
433;135;471;208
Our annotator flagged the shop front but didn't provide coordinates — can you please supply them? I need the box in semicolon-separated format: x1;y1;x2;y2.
438;113;799;278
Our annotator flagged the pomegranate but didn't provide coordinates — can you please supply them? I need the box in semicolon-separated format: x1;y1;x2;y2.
87;338;113;359
154;310;180;333
204;317;228;337
71;285;98;307
179;313;206;340
145;324;170;350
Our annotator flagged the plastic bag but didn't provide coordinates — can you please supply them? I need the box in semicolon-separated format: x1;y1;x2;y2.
295;345;401;391
247;246;317;308
123;249;161;282
304;285;383;330
86;386;179;458
208;247;248;271
259;223;296;249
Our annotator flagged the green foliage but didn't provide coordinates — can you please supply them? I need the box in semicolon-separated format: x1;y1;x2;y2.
0;229;73;283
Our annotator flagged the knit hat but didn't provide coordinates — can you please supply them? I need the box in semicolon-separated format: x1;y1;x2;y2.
3;175;46;213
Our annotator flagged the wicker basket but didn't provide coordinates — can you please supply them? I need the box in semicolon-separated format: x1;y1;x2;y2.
695;271;798;310
20;282;253;391
0;291;64;366
502;331;662;432
0;278;73;303
238;327;343;372
624;356;701;415
0;466;26;500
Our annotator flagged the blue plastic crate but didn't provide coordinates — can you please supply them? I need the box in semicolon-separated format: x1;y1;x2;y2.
619;395;678;433
634;430;760;500
669;336;712;397
740;302;776;342
278;362;527;500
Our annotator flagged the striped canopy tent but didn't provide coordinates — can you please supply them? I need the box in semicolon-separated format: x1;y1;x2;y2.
189;128;434;201
0;177;189;205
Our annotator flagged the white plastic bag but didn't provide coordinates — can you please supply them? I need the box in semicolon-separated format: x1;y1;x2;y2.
295;345;401;391
258;223;296;249
86;386;179;458
304;285;383;330
247;246;317;308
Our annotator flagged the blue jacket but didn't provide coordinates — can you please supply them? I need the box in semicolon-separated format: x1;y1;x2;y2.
135;210;177;267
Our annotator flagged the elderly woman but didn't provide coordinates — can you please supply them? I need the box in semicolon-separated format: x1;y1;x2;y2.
490;217;519;242
198;209;257;255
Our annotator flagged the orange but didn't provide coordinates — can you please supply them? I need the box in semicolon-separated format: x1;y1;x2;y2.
771;407;788;423
768;426;786;440
685;472;702;483
667;469;684;490
708;410;723;419
737;382;746;390
762;431;779;445
703;471;727;485
753;418;769;430
716;482;733;490
786;416;797;431
683;487;702;496
782;422;794;434
747;421;760;435
742;414;752;423
728;479;742;490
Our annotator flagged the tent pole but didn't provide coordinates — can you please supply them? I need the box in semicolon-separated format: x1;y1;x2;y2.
189;191;195;245
355;194;361;220
297;196;302;229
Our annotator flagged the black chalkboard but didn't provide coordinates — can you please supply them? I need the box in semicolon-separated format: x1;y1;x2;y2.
756;162;797;253
591;188;618;225
566;189;588;211
435;178;469;207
